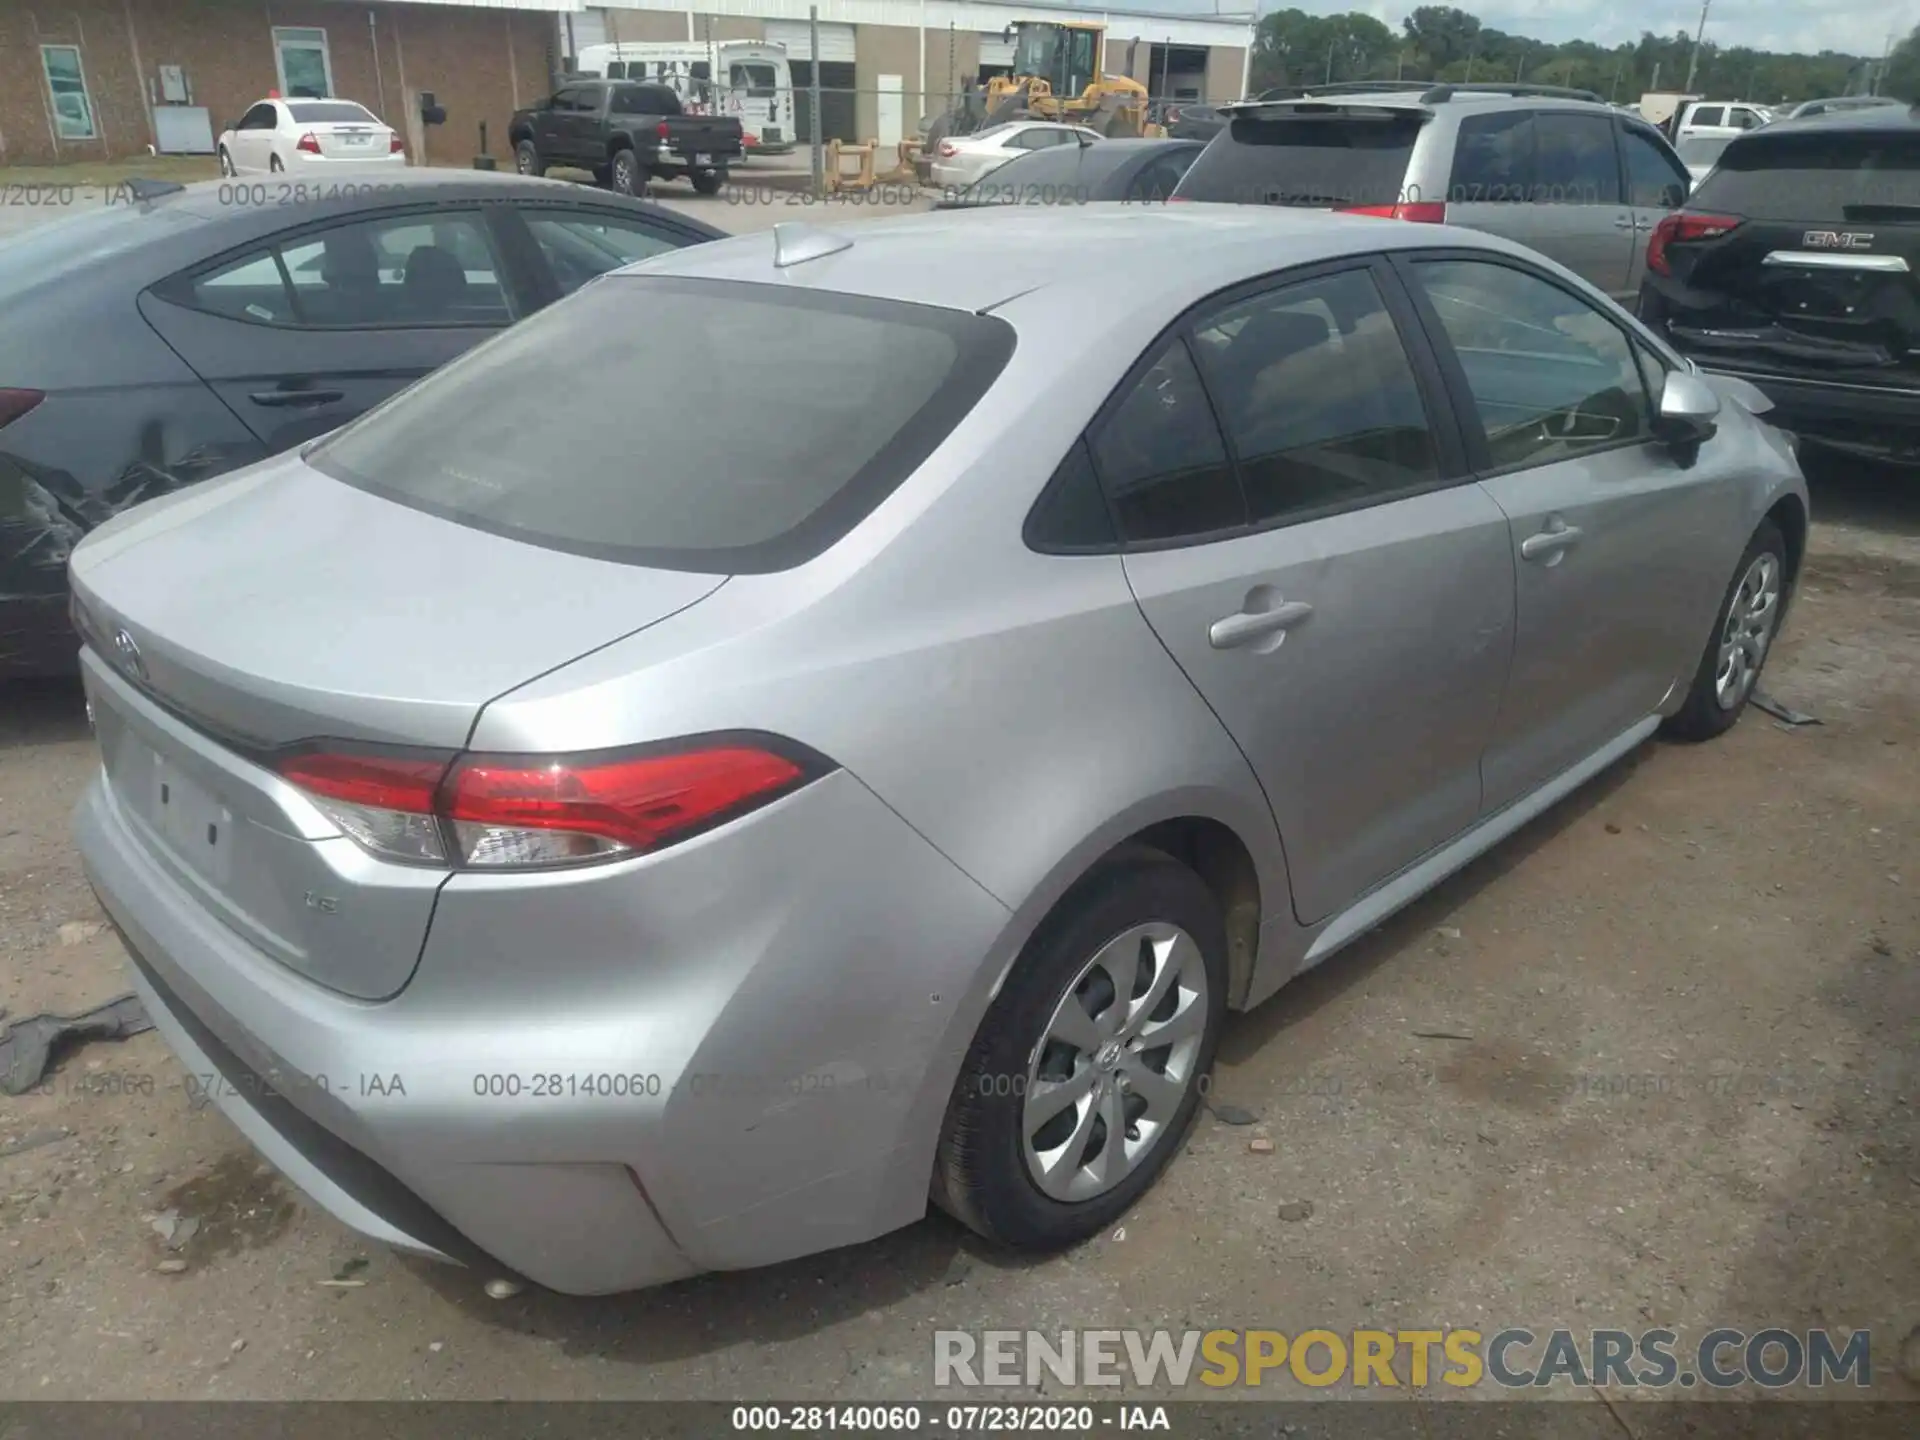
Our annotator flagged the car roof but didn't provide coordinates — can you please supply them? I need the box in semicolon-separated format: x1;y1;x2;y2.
623;203;1533;317
1758;103;1920;135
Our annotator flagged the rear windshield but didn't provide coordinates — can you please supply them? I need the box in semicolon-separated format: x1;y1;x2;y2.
0;196;207;304
309;278;1016;573
1176;109;1425;208
1694;128;1920;220
288;102;379;123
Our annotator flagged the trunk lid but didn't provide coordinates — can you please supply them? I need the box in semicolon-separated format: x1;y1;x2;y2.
1658;122;1920;391
71;453;726;1000
660;115;743;158
285;101;394;159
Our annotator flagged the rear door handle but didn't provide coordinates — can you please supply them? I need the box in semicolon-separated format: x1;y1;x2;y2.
1520;523;1585;563
1614;215;1637;230
249;388;345;407
1209;600;1313;650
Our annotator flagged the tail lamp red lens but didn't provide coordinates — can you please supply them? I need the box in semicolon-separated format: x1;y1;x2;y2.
1337;201;1447;223
657;121;673;140
296;131;322;155
389;133;405;154
937;140;957;158
275;738;823;870
1646;211;1743;277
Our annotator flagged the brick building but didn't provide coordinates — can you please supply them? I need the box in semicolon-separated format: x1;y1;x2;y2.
0;0;562;169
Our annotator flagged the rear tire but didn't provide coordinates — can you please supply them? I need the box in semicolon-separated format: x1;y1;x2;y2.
268;155;284;174
514;139;544;177
609;147;642;195
1661;518;1788;742
933;847;1227;1249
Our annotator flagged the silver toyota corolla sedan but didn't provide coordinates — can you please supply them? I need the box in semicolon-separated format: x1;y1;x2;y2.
71;205;1807;1295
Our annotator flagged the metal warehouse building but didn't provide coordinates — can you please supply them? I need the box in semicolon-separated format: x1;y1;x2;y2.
561;0;1258;148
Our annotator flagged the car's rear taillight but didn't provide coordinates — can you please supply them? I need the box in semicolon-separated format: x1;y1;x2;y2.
657;121;672;140
1338;201;1447;223
296;131;322;155
389;133;404;154
0;388;45;430
275;737;826;870
1647;211;1743;276
937;140;957;158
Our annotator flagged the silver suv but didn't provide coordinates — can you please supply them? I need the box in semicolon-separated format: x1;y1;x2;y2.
1173;83;1693;302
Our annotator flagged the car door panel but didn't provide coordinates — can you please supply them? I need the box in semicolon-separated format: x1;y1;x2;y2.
1619;121;1691;295
1097;263;1514;926
1400;252;1739;812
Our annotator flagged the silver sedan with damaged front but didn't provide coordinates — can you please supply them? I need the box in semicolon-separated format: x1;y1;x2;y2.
70;206;1807;1297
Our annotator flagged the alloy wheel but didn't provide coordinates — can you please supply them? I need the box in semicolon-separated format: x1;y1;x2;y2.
1715;552;1781;710
1021;922;1209;1203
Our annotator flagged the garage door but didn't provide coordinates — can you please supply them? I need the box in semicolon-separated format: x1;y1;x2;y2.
764;20;856;64
565;7;608;57
978;33;1014;67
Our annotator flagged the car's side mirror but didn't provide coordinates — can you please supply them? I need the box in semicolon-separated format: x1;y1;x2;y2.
1656;371;1721;452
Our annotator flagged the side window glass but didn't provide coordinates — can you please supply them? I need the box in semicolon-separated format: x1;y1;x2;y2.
1450;111;1534;203
525;212;683;297
1024;438;1116;551
1192;269;1439;525
1413;259;1653;471
1622;128;1689;208
275;212;512;327
1633;342;1669;410
1125;154;1187;203
1532;113;1620;205
189;250;296;323
1089;340;1244;543
1691;106;1724;128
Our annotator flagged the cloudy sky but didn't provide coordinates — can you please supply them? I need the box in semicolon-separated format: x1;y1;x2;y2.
1152;2;1920;58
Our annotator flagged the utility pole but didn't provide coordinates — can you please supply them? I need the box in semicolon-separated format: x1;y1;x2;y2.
1682;0;1711;96
1872;29;1895;95
1515;46;1526;83
1464;38;1477;83
1611;50;1626;102
808;5;823;198
1326;38;1336;85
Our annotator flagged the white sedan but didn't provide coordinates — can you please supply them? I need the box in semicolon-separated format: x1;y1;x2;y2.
929;121;1102;192
217;98;405;177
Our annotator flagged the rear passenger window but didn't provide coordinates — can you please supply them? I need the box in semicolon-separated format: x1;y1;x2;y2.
189;212;513;329
189;250;296;323
1413;259;1653;471
1622;127;1689;208
1090;340;1244;543
1532;113;1620;205
1450;112;1533;203
1191;269;1439;525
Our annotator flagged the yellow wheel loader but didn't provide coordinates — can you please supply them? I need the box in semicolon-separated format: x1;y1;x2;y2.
923;21;1162;163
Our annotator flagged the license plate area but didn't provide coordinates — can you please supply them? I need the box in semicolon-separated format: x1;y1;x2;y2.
147;750;236;885
694;152;713;166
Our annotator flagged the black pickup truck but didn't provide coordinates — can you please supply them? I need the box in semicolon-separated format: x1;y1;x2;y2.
510;80;742;195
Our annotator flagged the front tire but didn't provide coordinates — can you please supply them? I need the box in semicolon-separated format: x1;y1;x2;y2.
218;146;235;177
934;848;1227;1249
1662;518;1788;742
514;139;544;177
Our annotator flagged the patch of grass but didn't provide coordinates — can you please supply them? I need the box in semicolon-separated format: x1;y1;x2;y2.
0;154;222;188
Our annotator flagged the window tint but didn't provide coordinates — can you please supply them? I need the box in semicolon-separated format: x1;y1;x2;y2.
236;211;511;327
1690;106;1725;127
554;88;595;112
1625;127;1691;208
1729;109;1759;131
1532;112;1619;204
1692;128;1920;220
1125;150;1196;203
1413;260;1653;472
190;250;295;323
1450;111;1533;203
1089;340;1244;543
1025;439;1116;551
288;102;377;124
240;103;278;130
605;62;627;79
310;279;1014;573
1191;269;1438;524
731;62;778;97
525;211;683;296
1176;110;1423;208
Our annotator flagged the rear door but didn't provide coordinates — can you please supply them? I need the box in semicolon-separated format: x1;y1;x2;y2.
1449;110;1637;298
231;103;279;173
1649;122;1920;399
1619;119;1691;293
139;205;526;453
1399;251;1742;811
1106;260;1515;924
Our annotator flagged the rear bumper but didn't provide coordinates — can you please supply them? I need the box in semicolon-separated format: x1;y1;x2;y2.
75;724;1010;1294
1700;368;1920;464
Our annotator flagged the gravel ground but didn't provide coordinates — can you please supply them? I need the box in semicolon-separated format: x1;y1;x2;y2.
0;457;1913;1405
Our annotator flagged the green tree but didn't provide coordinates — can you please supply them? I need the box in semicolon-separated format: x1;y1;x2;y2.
1885;24;1920;102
